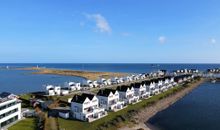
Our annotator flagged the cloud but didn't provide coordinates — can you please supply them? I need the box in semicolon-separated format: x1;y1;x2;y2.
210;38;216;44
85;13;111;33
158;36;166;44
121;32;131;37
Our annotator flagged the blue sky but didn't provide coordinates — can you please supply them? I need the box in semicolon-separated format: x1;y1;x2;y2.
0;0;220;63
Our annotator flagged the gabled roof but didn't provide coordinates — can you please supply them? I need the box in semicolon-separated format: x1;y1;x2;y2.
71;93;95;104
97;89;117;97
81;93;95;100
132;83;141;88
116;85;132;92
158;78;165;81
143;80;151;85
71;95;87;104
174;74;191;81
150;79;159;83
164;76;172;80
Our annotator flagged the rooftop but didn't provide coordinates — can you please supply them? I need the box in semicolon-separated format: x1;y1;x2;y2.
0;92;18;104
97;89;117;97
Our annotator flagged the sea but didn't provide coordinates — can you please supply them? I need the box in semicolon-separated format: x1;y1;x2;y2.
1;63;220;130
0;63;220;94
148;81;220;130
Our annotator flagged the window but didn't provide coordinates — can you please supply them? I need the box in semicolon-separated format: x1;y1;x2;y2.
0;108;18;119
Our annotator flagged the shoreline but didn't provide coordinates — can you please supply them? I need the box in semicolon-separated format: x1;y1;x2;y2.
19;67;128;80
119;79;205;130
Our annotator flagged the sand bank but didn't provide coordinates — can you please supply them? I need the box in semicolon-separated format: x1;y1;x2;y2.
22;67;128;80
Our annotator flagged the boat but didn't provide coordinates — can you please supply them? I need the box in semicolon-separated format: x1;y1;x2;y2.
211;79;216;83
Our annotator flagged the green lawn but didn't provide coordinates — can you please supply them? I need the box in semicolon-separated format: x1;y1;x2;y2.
8;118;37;130
19;93;32;100
58;84;187;130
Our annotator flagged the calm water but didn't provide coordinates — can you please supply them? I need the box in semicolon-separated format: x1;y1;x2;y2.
0;69;85;94
1;63;220;73
0;63;220;94
148;81;220;130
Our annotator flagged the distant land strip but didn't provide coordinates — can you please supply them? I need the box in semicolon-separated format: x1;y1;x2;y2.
21;67;128;80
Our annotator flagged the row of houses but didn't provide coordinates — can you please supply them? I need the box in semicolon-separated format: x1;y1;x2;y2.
207;68;220;73
84;73;150;89
45;71;163;96
45;82;81;96
173;69;199;75
80;70;169;89
67;74;194;122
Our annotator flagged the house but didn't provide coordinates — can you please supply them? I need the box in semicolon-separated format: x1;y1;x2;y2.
0;92;21;129
158;70;167;76
54;86;61;95
142;81;151;96
61;88;69;95
111;77;120;84
174;75;184;84
71;93;107;122
92;81;99;88
157;78;166;92
106;79;112;85
48;88;55;96
132;82;149;98
140;73;146;79
86;80;94;88
116;85;139;104
98;78;108;86
133;75;140;80
164;76;175;88
119;77;124;83
67;82;81;91
149;79;159;95
125;76;133;82
45;85;61;95
97;89;125;111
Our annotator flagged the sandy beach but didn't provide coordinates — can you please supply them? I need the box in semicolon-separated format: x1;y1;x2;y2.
21;67;128;80
119;79;205;130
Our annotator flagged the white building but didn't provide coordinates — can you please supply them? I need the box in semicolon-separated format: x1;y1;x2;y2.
45;85;61;96
67;82;81;91
61;88;69;95
71;93;107;122
132;82;149;99
116;85;139;104
149;79;159;95
85;80;94;88
0;92;21;129
125;76;133;82
97;89;125;111
98;78;107;86
92;81;99;88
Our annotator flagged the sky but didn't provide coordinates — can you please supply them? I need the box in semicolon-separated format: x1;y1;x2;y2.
0;0;220;63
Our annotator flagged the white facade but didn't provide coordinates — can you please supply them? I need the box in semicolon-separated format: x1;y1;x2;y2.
71;94;107;122
97;90;124;111
68;82;81;91
61;88;69;95
117;86;139;104
0;95;21;129
46;85;61;96
133;83;149;98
